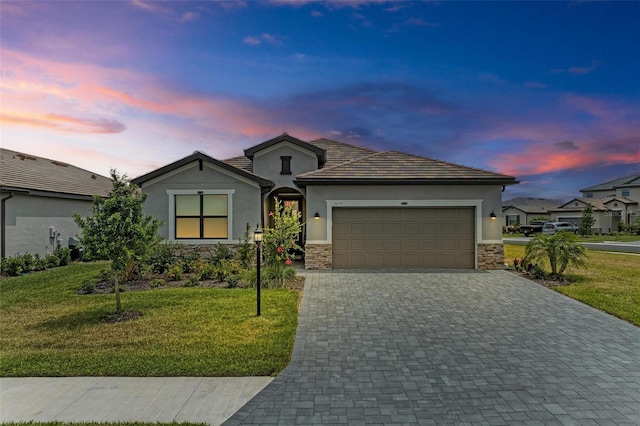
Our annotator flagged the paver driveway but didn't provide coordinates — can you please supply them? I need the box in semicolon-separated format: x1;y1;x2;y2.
225;270;640;425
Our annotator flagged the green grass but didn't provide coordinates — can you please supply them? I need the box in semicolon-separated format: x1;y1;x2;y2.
505;244;640;326
504;233;640;243
0;262;300;377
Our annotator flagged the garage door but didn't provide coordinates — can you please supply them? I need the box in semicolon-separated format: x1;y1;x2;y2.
332;207;475;268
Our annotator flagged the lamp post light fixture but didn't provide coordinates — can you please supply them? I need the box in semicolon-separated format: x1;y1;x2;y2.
254;226;263;316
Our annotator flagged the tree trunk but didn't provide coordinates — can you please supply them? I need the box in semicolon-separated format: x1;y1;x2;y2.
114;273;122;315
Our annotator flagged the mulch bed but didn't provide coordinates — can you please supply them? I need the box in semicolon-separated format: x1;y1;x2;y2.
509;270;574;288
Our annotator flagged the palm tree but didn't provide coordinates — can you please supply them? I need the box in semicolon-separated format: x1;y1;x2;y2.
525;232;587;278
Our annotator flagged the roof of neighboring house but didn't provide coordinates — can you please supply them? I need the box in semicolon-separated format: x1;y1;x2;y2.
552;197;610;212
580;174;640;192
295;150;516;185
131;150;273;188
0;148;112;198
602;196;638;205
502;197;562;214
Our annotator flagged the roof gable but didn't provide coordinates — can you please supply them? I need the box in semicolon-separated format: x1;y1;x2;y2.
295;150;517;185
244;133;326;165
132;151;273;188
0;148;112;197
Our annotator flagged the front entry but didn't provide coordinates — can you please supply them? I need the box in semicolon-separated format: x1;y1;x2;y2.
267;187;306;250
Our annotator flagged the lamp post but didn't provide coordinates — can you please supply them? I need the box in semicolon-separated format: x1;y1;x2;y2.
254;226;263;316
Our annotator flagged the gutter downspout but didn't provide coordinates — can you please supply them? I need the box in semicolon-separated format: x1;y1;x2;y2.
1;193;14;260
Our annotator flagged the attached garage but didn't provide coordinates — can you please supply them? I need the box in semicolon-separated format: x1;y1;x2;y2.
332;207;475;268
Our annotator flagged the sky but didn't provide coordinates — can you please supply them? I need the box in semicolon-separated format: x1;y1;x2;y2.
1;0;639;201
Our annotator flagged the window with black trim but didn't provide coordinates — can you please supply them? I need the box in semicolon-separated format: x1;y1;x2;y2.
280;156;292;175
175;194;228;239
622;188;630;197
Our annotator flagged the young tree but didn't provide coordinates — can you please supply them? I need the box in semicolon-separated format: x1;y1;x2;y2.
579;204;595;236
525;232;587;278
262;198;303;285
74;169;161;316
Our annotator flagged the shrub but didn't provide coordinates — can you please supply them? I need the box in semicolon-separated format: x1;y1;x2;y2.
32;254;47;271
167;263;184;281
237;223;256;269
227;274;241;288
525;232;587;278
183;275;200;287
53;247;72;266
197;263;216;281
19;253;35;273
78;279;96;294
150;278;165;288
44;253;60;268
149;242;185;274
214;259;243;282
262;265;297;288
211;243;233;265
1;256;25;276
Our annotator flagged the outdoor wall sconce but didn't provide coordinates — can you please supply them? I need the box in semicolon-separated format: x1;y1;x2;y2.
254;226;263;316
490;211;497;220
314;212;320;220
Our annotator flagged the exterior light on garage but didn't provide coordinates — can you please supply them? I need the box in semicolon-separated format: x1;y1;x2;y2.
254;226;263;316
314;212;320;220
490;211;497;220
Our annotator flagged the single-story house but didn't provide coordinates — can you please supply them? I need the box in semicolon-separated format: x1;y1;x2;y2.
501;197;561;227
132;134;517;270
0;148;112;258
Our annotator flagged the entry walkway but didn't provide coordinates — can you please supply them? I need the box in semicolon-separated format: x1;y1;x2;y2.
225;270;640;425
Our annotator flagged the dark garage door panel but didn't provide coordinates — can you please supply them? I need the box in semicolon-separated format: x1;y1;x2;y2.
332;207;475;268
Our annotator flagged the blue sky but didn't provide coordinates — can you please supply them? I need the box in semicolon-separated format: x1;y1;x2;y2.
1;0;638;201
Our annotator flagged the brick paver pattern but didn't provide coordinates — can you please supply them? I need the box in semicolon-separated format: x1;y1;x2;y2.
225;270;640;425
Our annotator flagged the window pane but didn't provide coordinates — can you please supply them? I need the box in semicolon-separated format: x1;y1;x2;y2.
203;195;227;216
176;195;200;215
204;218;228;238
176;218;200;238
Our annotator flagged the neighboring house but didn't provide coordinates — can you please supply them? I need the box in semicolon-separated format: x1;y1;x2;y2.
132;133;517;270
501;197;561;227
0;148;112;258
546;175;640;233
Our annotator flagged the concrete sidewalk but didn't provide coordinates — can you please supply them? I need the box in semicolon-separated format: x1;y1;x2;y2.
0;376;271;425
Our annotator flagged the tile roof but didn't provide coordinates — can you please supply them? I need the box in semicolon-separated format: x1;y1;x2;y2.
307;138;376;167
295;150;516;184
0;148;112;198
580;174;640;192
502;197;563;213
132;150;273;187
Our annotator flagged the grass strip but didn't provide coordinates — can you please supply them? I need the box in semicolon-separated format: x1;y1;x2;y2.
505;244;640;326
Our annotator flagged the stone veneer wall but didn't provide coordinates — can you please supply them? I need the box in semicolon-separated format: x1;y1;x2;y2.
477;243;504;270
305;243;332;269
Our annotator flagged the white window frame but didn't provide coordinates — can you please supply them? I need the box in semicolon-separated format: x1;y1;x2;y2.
166;189;235;243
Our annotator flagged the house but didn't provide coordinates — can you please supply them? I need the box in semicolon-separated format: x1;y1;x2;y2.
0;148;112;259
501;197;561;227
545;175;640;233
551;196;639;233
132;133;518;270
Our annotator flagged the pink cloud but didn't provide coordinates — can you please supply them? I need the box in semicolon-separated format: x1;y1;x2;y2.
0;112;126;134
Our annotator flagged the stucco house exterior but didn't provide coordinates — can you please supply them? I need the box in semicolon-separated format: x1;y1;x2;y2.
132;134;518;270
501;197;561;227
0;148;112;259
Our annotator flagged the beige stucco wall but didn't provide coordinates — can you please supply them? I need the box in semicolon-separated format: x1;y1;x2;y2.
304;184;504;243
1;193;92;257
252;142;319;195
138;162;261;243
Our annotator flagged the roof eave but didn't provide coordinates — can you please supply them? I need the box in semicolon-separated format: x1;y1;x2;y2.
294;177;519;187
132;152;273;188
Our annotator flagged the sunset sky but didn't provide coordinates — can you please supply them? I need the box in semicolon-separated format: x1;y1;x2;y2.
1;0;638;201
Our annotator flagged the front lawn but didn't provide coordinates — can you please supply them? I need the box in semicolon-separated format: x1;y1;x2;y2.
0;262;300;377
503;233;640;243
505;244;640;326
